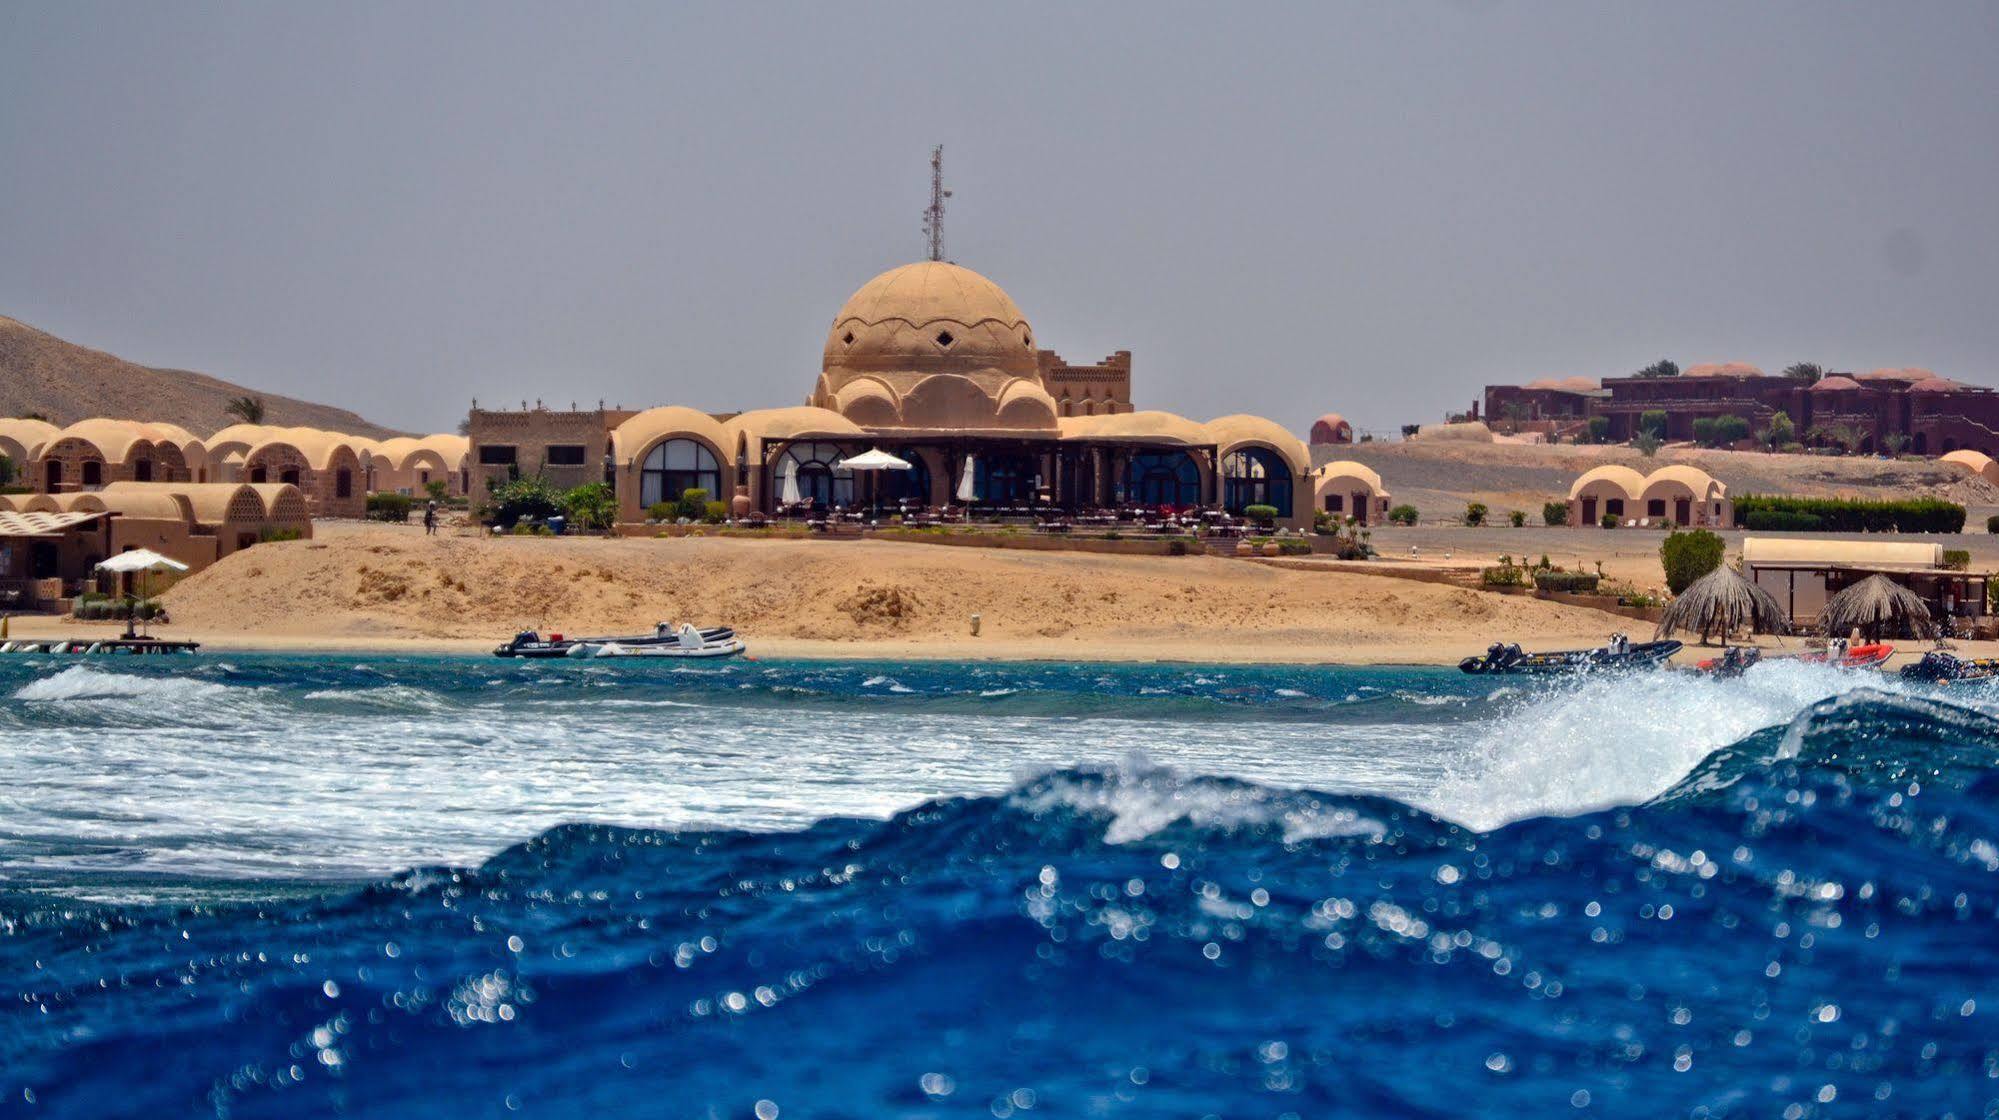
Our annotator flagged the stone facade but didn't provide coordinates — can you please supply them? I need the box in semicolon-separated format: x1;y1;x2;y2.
465;406;636;510
1041;350;1132;417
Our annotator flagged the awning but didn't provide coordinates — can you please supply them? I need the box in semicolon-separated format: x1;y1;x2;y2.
0;510;109;538
837;448;914;471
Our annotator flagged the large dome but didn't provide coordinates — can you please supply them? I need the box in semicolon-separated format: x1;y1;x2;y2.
814;261;1052;430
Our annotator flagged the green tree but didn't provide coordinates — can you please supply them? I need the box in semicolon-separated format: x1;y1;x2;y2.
1463;501;1489;527
1782;362;1824;383
1585;416;1610;444
1637;359;1680;378
1713;414;1750;445
678;488;710;522
1691;417;1719;447
1633;431;1664;458
423;479;449;502
1758;412;1795;450
1542;500;1569;526
224;394;266;425
1882;433;1911;457
1638;409;1668;439
562;482;618;531
1386;504;1419;525
1660;528;1726;594
482;474;563;527
0;453;13;488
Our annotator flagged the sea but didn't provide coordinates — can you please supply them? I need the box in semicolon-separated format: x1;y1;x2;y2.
0;653;1995;1119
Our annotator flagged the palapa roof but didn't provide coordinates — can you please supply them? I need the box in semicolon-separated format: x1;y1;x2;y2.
1818;573;1936;639
1656;564;1788;640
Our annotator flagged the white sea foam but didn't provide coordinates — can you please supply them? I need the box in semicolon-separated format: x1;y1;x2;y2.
13;665;235;704
1014;761;1387;846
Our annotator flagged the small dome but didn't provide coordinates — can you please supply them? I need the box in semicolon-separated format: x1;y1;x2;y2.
1309;413;1352;444
1861;367;1933;381
1909;377;1962;393
1811;375;1862;392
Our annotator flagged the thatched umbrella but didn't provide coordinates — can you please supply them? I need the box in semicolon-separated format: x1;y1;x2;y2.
1656;564;1788;646
1818;573;1935;640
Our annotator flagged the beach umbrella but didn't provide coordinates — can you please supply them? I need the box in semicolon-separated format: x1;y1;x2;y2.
956;455;978;503
836;448;912;515
1818;573;1935;640
1655;563;1787;646
95;550;190;640
779;459;801;507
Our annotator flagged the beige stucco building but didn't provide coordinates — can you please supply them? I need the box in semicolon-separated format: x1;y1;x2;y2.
468;260;1312;526
1565;464;1731;528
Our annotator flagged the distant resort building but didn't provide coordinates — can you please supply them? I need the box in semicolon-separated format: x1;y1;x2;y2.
1482;364;1999;455
1310;461;1389;524
1565;464;1730;528
466;259;1315;526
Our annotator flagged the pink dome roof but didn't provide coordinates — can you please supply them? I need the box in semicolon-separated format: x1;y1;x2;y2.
1860;367;1933;381
1309;413;1353;444
1909;377;1963;393
1684;361;1763;377
1810;375;1861;392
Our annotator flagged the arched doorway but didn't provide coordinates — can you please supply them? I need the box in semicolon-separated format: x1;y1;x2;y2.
776;441;854;508
640;438;722;508
1124;450;1201;508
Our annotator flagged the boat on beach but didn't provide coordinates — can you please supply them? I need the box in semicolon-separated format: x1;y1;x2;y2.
1899;650;1999;684
1694;642;1894;676
494;623;746;660
1459;637;1682;675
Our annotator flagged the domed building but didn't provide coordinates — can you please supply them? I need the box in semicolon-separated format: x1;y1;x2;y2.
466;256;1312;526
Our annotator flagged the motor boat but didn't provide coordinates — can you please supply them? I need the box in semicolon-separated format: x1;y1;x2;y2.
494;623;745;660
1458;637;1682;675
1695;642;1894;676
1899;650;1999;684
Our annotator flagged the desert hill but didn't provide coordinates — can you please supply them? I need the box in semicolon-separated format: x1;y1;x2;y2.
0;314;403;437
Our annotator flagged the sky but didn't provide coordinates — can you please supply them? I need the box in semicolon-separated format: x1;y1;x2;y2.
3;1;1997;437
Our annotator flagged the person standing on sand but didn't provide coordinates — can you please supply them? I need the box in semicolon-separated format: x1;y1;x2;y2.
423;501;438;536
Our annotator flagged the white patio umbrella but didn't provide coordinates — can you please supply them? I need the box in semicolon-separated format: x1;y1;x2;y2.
836;448;913;514
95;550;190;639
956;455;978;503
779;458;802;507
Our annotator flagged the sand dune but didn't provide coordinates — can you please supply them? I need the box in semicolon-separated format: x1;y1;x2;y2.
136;523;1640;663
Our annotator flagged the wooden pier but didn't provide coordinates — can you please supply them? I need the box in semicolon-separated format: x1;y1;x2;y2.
0;637;201;656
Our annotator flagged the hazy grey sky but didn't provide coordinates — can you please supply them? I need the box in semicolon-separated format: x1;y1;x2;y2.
4;2;1996;436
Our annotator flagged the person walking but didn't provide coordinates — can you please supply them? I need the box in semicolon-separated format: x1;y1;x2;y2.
423;501;438;536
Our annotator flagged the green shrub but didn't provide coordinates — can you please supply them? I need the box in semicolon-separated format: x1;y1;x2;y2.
1660;528;1726;594
703;500;728;524
423;479;449;503
1638;409;1668;439
365;492;413;523
678;488;710;522
483;475;564;527
1278;538;1313;556
1943;549;1971;571
1743;511;1824;532
1463;502;1488;527
561;482;618;531
1480;563;1530;588
1242;504;1280;525
1987;514;1999;534
1542;501;1569;526
258;526;305;543
1714;414;1750;444
1732;495;1964;534
1532;569;1602;593
1691;417;1717;447
1585;416;1609;444
1508;509;1526;527
648;501;678;521
1387;504;1419;526
1601;512;1619;529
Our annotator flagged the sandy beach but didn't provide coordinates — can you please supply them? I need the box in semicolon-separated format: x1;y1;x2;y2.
1;521;1665;665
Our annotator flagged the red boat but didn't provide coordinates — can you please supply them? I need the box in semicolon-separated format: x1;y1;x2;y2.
1695;642;1893;675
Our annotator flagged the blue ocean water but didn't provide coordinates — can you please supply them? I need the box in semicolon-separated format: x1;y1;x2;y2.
1;654;1996;1118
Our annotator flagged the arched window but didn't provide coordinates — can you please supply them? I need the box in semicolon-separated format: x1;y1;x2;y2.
877;453;932;506
776;441;854;507
249;466;267;484
975;452;1037;505
44;460;63;492
279;468;301;486
641;438;722;508
81;461;103;488
1221;446;1293;515
1124;450;1201;508
134;459;154;482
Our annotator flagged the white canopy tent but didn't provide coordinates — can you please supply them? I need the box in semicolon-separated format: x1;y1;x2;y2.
837;448;914;514
95;550;190;639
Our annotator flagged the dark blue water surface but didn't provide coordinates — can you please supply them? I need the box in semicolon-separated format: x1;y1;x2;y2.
2;655;1997;1117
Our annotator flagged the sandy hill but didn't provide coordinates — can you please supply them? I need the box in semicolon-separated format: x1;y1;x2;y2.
0;314;403;437
148;523;1633;663
1328;440;1999;520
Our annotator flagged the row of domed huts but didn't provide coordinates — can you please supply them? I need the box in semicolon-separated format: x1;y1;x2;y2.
0;418;469;520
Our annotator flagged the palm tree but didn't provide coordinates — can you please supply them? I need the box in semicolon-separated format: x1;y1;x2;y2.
1782;362;1825;383
224;394;266;425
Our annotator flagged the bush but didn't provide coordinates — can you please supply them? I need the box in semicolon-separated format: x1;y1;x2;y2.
1691;417;1717;447
1660;528;1725;594
483;475;564;528
1242;504;1280;525
1278;538;1313;556
258;526;305;543
1532;569;1602;594
1987;514;1999;534
1480;563;1530;588
1508;509;1526;527
1387;504;1419;526
1714;414;1750;444
1743;511;1824;532
561;482;618;531
703;500;728;524
1601;512;1619;529
366;492;413;522
1731;495;1965;534
1585;416;1609;444
678;488;710;522
1638;410;1668;439
423;479;450;503
648;502;677;522
1943;549;1971;571
1463;502;1488;527
1542;501;1569;526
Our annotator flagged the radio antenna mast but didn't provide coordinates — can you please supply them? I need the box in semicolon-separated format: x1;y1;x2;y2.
922;145;951;262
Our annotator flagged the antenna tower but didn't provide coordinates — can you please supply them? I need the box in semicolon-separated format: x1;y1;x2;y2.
922;145;952;262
